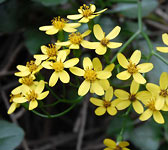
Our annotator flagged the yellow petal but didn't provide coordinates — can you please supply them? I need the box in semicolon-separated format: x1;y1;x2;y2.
162;103;168;111
114;89;129;99
105;86;113;101
37;91;49;100
69;67;85;76
59;70;70;83
103;139;116;148
132;100;144;114
91;81;104;96
63;27;77;33
56;41;70;46
42;61;53;69
90;4;96;12
119;141;129;147
39;25;53;31
16;65;28;71
90;97;104;106
98;79;110;91
146;83;160;95
64;58;79;68
95;44;107;55
117;71;131;80
111;98;123;107
130;80;139;94
95;8;107;14
107;42;122;49
136;91;151;104
117;53;129;69
166;97;168;105
8;103;17;114
137;63;153;73
67;14;83;20
104;63;115;72
93;57;102;71
156;47;168;53
95;106;106;116
93;24;104;40
139;109;152;121
13;97;27;103
15;71;30;77
107;106;117;116
83;57;93;70
46;27;59;35
29;100;38;110
130;50;141;65
133;72;146;84
160;72;168;90
35;80;45;94
78;80;90;96
82;30;91;37
155;96;165;110
81;40;98;49
34;55;48;65
79;17;89;23
106;26;121;40
65;23;81;28
41;45;48;54
69;44;80;49
153;111;164;124
57;51;67;62
49;72;58;87
116;100;131;110
11;86;22;95
97;71;111;79
162;33;168;45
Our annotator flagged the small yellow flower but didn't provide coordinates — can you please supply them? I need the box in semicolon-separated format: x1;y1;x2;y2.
8;94;21;114
39;16;81;35
114;80;150;114
146;72;168;110
139;96;165;124
117;50;153;84
56;30;91;49
42;51;79;87
90;87;117;116
15;60;43;77
156;33;168;53
85;24;122;55
104;138;130;150
13;80;49;110
70;57;112;96
67;4;107;23
34;43;70;65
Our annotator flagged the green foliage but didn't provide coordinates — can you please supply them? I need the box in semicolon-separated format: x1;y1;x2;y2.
0;0;6;4
32;0;68;6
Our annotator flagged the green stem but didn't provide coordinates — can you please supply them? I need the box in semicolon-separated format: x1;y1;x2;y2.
141;32;153;53
45;84;61;100
137;0;142;32
57;30;64;42
152;52;168;65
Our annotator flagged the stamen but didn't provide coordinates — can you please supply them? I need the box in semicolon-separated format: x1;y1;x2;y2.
20;76;34;86
51;16;68;29
69;32;83;44
52;61;64;72
84;69;97;81
146;98;156;111
101;37;109;46
103;100;111;108
159;89;168;97
129;94;136;102
127;61;138;74
80;4;93;17
47;44;58;57
26;90;37;101
26;61;38;73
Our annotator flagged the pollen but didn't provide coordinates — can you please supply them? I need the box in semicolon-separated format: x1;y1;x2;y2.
146;98;156;111
69;32;83;44
101;37;109;46
159;89;168;97
127;62;138;74
103;100;111;108
47;44;58;57
26;90;37;101
80;4;93;17
84;69;97;81
115;145;122;150
129;94;136;102
51;16;67;29
52;61;64;72
26;61;38;73
20;76;34;86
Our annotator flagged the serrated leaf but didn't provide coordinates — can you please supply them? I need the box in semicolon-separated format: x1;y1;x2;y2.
32;0;68;6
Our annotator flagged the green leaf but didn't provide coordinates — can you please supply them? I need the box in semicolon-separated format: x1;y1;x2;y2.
32;0;68;6
109;0;158;18
0;120;24;150
24;29;50;55
0;0;6;4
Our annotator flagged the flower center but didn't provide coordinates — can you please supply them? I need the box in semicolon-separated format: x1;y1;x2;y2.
159;89;168;97
10;94;21;102
103;100;111;108
20;76;34;86
69;32;83;44
80;4;93;17
129;94;136;102
52;61;64;72
115;145;122;150
26;90;37;101
51;16;67;29
127;62;138;74
146;98;156;111
101;37;109;46
26;61;38;73
84;69;97;81
47;44;58;57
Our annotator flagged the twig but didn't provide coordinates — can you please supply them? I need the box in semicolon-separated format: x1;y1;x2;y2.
155;8;168;22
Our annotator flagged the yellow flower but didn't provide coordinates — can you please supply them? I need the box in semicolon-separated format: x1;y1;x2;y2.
15;60;43;77
8;94;21;114
67;4;107;23
104;138;130;150
13;80;49;110
139;96;165;124
39;16;81;35
85;24;122;55
114;80;149;114
146;72;168;110
116;50;153;84
156;33;168;53
90;87;117;116
34;43;70;65
70;57;112;96
56;30;91;49
42;51;79;87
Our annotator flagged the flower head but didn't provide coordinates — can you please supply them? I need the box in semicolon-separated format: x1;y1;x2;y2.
39;16;81;35
67;4;107;23
156;33;168;53
117;50;153;84
90;87;117;116
70;57;112;96
8;94;21;114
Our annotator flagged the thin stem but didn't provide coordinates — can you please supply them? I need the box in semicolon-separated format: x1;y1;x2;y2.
45;84;61;100
153;52;168;65
137;0;143;32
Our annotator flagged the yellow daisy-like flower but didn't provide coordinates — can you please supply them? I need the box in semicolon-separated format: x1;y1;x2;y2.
85;24;122;55
42;51;79;87
90;87;117;116
15;60;43;77
146;72;168;110
39;16;81;35
104;138;130;150
8;94;21;114
56;30;91;49
139;96;165;124
67;4;107;23
156;33;168;53
34;44;70;65
114;80;150;114
13;80;49;110
116;50;154;84
70;57;112;96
